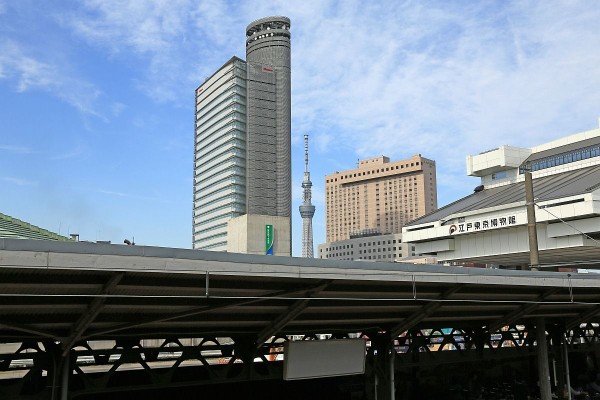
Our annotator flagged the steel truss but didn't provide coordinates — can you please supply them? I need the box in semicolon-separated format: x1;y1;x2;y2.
1;324;598;399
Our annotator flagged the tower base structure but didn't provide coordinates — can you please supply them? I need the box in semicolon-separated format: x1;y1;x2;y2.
227;214;291;256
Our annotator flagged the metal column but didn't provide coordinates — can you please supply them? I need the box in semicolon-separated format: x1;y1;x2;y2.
536;318;552;400
389;345;395;400
563;333;572;400
525;171;540;271
60;355;70;400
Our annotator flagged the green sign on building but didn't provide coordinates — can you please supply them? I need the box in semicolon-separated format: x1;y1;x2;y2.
265;224;274;255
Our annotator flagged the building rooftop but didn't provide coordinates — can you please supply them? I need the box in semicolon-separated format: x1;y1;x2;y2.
407;164;600;226
0;212;71;241
523;135;600;164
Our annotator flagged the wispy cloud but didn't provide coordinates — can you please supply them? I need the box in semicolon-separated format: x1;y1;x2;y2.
0;144;36;154
0;143;86;161
2;176;38;186
42;0;600;205
287;0;600;181
49;145;86;161
0;40;54;91
63;1;600;159
96;188;175;204
0;38;103;116
111;102;126;117
64;0;208;103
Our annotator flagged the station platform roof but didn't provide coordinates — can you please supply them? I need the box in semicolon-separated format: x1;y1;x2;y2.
1;238;599;344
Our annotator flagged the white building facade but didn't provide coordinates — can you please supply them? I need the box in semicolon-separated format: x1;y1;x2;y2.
193;57;248;251
403;120;600;269
318;233;415;262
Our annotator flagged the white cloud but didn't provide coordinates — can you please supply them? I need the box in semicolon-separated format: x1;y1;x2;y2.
0;144;36;154
111;102;126;117
96;188;176;204
64;0;209;102
0;39;103;116
2;176;38;186
284;0;600;188
50;0;600;149
49;145;86;161
0;40;54;91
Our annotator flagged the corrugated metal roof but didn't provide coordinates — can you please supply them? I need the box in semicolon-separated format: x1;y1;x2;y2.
0;212;71;241
408;165;600;225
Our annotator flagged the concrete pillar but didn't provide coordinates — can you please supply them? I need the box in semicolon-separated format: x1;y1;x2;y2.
536;318;552;400
525;172;540;271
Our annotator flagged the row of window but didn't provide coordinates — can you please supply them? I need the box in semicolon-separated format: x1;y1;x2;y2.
322;239;401;252
320;253;413;261
520;144;600;174
194;184;246;203
326;162;421;183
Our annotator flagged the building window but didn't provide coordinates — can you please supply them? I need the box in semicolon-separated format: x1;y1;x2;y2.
492;171;507;180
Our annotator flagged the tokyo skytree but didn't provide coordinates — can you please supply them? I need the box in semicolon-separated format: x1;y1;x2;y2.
299;134;316;258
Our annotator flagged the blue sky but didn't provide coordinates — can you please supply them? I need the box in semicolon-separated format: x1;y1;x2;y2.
1;1;599;255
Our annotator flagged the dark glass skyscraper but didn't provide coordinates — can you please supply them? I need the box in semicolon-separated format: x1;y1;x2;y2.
245;16;292;218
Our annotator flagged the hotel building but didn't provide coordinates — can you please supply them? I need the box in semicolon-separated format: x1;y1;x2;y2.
318;154;437;261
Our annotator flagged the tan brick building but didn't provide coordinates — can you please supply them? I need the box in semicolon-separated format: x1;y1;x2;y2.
325;155;437;243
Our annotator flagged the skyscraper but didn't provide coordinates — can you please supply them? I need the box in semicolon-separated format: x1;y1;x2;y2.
299;135;315;258
193;57;247;251
245;16;292;219
194;17;292;255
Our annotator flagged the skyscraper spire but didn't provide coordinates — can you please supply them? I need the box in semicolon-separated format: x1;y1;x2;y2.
299;134;316;257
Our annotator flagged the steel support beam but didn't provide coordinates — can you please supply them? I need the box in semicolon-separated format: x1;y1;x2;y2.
86;282;334;339
62;273;124;357
0;321;56;340
389;285;463;337
488;288;560;333
565;303;600;330
255;281;331;348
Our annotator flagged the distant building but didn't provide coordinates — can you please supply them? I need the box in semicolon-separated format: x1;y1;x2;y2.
319;154;437;262
0;212;71;241
403;120;600;269
193;17;292;255
318;232;415;262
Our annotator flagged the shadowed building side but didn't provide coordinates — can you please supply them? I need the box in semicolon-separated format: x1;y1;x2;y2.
245;16;292;222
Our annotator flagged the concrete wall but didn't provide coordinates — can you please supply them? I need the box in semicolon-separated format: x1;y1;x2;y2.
227;214;291;256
